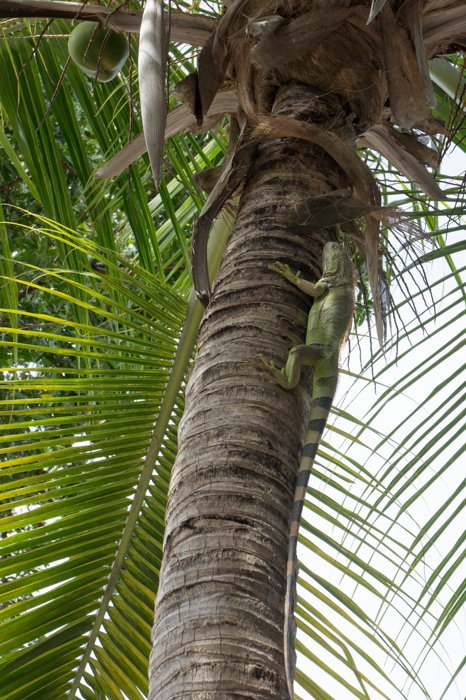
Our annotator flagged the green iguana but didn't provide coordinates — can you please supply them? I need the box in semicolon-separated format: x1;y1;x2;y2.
255;241;356;698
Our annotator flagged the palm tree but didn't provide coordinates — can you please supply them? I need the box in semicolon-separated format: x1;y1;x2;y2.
0;1;466;699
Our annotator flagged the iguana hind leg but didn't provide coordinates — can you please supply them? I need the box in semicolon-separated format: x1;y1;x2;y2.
259;344;325;390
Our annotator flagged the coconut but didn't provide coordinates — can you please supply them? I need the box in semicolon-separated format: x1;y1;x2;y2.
68;22;129;83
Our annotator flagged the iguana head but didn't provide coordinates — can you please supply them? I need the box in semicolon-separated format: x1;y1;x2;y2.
322;242;355;282
323;242;344;274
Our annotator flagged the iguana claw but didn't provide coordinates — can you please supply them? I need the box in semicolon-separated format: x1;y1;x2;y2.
269;261;301;283
239;354;286;384
258;354;287;384
238;356;271;370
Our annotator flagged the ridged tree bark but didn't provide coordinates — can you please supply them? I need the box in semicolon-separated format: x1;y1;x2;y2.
149;85;355;699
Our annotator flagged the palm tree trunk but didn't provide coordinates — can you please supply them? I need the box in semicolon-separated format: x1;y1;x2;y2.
149;85;350;699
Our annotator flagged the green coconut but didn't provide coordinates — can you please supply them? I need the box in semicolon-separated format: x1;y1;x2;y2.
68;22;129;83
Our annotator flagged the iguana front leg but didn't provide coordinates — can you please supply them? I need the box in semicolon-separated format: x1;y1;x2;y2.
257;262;328;389
269;261;328;297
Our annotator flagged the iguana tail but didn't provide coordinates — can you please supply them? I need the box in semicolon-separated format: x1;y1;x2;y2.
284;357;338;699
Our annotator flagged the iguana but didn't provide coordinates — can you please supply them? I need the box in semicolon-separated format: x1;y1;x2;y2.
255;241;356;699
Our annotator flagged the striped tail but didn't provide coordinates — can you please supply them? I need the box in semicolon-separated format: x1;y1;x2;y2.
284;358;338;699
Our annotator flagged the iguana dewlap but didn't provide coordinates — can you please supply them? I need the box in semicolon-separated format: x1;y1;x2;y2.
257;242;356;699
